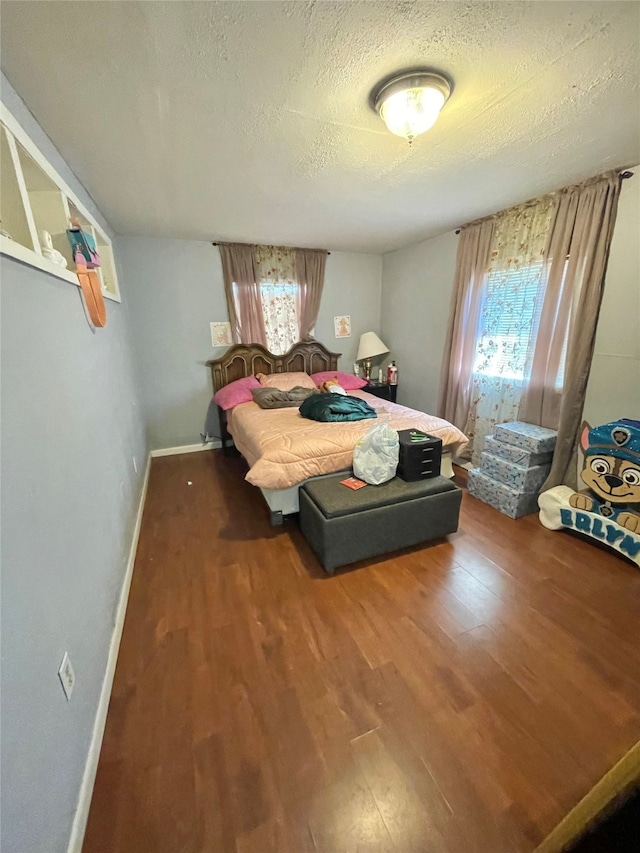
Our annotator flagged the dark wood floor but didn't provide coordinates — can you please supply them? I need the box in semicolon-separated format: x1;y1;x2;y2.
84;451;640;853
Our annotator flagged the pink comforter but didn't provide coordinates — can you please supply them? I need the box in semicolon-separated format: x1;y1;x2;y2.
227;390;468;490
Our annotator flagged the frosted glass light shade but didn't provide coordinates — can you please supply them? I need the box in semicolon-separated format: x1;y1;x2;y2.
373;71;451;143
357;331;389;362
380;87;445;139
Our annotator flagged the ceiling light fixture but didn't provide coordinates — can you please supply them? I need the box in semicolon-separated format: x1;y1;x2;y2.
372;70;452;144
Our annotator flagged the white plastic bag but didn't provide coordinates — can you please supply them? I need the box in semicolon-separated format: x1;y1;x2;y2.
353;420;399;485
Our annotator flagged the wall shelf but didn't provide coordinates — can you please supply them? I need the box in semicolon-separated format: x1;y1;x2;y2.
0;102;121;302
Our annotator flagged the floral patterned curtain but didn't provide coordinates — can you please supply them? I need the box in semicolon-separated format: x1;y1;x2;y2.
464;197;555;463
254;246;299;355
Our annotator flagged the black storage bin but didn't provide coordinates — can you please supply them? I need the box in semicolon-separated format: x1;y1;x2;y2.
397;429;442;481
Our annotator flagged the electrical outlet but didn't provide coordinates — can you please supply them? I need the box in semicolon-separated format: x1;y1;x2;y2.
58;652;75;700
132;456;138;474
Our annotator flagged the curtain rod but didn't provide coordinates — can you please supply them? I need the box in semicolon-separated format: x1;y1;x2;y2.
212;242;330;255
454;169;634;234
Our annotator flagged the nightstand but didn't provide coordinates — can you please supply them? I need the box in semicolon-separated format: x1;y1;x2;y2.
363;381;397;403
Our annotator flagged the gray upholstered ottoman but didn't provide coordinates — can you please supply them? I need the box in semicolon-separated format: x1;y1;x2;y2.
299;474;462;573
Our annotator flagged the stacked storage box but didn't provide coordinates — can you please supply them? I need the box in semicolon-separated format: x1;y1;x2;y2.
467;421;557;518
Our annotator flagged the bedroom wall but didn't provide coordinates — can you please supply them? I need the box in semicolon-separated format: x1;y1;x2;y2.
380;170;640;430
380;230;459;414
583;168;640;426
118;237;381;449
0;73;147;853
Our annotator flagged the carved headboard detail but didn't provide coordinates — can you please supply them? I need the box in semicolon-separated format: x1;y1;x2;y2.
207;341;341;393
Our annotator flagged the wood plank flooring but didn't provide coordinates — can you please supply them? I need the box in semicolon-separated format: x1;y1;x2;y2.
84;451;640;853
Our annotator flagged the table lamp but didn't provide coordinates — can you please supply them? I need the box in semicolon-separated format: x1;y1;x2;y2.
357;332;390;381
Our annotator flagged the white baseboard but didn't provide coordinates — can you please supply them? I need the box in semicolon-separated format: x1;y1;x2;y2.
150;440;222;457
67;454;152;853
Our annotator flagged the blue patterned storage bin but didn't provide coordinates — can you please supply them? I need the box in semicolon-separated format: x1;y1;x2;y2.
480;451;550;493
468;468;540;519
484;435;553;468
493;421;557;454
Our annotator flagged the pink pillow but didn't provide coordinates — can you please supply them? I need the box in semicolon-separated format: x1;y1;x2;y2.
213;376;261;410
257;371;316;391
310;371;368;390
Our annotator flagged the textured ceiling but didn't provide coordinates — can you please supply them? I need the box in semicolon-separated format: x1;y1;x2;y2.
1;1;639;253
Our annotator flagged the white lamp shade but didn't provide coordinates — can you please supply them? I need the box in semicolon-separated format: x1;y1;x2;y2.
357;331;389;361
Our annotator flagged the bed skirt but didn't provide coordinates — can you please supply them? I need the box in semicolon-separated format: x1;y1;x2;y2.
260;451;455;524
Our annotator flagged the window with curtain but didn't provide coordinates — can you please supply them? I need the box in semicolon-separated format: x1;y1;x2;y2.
230;246;299;354
254;245;299;354
258;282;299;355
464;234;570;463
473;260;545;381
220;242;328;354
462;198;558;463
439;170;623;485
472;259;568;386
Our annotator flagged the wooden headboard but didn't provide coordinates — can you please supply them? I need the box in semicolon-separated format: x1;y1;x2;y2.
207;341;341;393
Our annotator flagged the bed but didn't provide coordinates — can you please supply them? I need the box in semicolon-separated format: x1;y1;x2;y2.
207;341;467;524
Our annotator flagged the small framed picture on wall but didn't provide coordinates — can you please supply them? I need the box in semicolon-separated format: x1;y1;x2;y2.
334;315;351;338
210;321;232;347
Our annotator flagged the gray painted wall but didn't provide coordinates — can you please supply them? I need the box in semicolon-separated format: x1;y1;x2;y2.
380;231;459;414
314;251;382;370
583;169;640;425
119;237;382;449
1;74;147;853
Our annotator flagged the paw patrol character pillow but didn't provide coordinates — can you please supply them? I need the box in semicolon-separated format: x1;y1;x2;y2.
539;419;640;566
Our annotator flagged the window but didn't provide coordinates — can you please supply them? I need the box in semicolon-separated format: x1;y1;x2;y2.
255;245;300;355
473;260;545;382
259;281;299;355
231;279;300;356
473;259;569;387
221;243;326;352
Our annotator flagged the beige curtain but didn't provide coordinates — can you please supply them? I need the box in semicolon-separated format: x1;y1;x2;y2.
218;243;267;346
524;172;623;489
294;249;328;340
437;219;495;433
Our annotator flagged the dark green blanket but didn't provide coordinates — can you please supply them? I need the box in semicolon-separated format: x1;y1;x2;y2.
299;393;377;422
